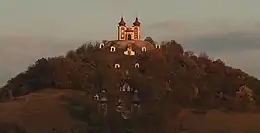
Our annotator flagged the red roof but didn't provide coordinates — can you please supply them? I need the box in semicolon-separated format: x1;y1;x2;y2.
133;17;141;26
118;17;126;26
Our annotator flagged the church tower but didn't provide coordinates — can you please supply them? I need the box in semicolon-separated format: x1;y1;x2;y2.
133;17;141;40
117;17;141;40
118;17;127;40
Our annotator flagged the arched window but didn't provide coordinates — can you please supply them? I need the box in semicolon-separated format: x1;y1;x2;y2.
134;63;140;68
155;44;160;49
99;43;104;48
114;64;120;68
110;46;116;52
141;47;147;52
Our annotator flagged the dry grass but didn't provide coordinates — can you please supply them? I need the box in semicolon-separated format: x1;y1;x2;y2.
1;89;260;133
0;89;88;133
175;109;260;133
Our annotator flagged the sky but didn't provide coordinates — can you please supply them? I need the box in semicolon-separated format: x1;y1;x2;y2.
0;0;260;86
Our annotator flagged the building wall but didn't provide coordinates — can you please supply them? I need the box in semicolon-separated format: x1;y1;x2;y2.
118;26;140;40
133;26;140;40
118;26;127;40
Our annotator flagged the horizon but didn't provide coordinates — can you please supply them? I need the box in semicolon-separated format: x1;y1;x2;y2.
1;0;260;86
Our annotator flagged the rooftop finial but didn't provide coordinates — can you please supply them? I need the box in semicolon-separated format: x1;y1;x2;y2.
118;13;126;26
133;15;141;26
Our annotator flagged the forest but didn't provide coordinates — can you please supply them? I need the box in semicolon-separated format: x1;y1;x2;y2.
0;37;260;133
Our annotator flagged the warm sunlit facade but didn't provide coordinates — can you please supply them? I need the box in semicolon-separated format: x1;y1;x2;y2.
117;17;141;40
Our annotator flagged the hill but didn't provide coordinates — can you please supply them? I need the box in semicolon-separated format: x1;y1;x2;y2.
1;38;260;133
0;89;89;133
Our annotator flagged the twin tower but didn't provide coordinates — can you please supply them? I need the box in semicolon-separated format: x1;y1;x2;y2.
117;17;141;41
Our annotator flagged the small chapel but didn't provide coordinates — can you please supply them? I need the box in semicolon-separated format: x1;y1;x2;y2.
117;17;141;40
98;16;160;57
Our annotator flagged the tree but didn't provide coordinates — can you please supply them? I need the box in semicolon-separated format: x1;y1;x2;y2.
199;52;210;59
184;51;194;57
2;38;260;132
144;37;155;44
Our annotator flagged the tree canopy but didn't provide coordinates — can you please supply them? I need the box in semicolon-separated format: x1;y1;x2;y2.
1;39;260;132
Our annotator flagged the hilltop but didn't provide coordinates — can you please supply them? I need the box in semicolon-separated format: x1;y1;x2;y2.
1;38;260;133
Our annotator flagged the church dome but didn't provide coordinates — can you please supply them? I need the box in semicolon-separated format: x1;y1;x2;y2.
118;17;126;26
133;17;141;26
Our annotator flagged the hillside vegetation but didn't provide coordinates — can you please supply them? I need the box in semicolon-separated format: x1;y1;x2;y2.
1;38;260;132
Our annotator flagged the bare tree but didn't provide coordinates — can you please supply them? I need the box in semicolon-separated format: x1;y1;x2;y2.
199;52;209;59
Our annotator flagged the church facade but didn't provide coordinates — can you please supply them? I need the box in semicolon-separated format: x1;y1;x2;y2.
98;17;160;57
117;17;141;40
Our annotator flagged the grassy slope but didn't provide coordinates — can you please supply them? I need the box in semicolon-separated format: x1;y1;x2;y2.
0;89;260;133
1;40;260;132
0;89;88;133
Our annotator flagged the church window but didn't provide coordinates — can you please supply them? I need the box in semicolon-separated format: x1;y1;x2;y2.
141;47;146;52
134;63;140;68
114;64;120;68
99;43;104;48
110;46;116;52
155;44;160;49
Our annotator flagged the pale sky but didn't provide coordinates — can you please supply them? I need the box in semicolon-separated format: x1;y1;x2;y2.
0;0;260;86
1;0;259;39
